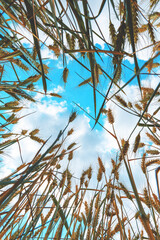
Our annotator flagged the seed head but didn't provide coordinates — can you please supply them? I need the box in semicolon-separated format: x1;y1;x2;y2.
69;111;77;123
107;108;114;124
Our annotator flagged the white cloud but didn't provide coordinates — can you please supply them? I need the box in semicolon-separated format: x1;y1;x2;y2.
53;85;64;94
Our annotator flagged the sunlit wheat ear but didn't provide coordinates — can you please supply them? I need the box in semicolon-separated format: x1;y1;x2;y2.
133;133;140;153
111;159;121;180
152;193;160;208
148;21;156;44
78;38;85;57
128;228;131;240
131;0;139;44
16;163;27;172
67;142;76;150
141;92;149;110
50;93;62;98
11;118;19;124
86;227;91;239
86;202;93;225
84;201;89;216
2;133;13;138
106;216;112;237
5;101;19;107
121;138;125;146
63;194;74;209
107;108;114;124
59;149;66;160
140;230;144;239
135;103;142;111
56;163;61;169
29;128;39;136
37;63;49;75
32;45;37;60
81;212;86;226
63;67;69;84
98;157;105;173
87;166;92;180
66;32;71;48
21;130;28;135
40;212;45;225
150;197;160;213
97;167;103;182
146;150;159;155
114;64;122;83
113;18;126;66
115;95;127;107
74;185;79;207
48;143;61;154
105;203;112;217
94;63;100;85
93;205;100;229
69;111;77;122
71;35;76;50
145;159;160;167
67;128;74;135
74;213;82;222
143;188;151;208
63;172;72;195
153;41;160;54
74;224;81;240
68;150;73;161
152;127;156;133
119;182;133;200
80;170;87;185
30;135;45;143
138;142;145;148
153;107;160;117
146;132;160;145
106;180;112;200
59;170;67;188
111;217;127;238
135;211;142;220
13;59;29;71
95;193;100;209
141;153;146;174
146;60;153;73
49;42;60;58
85;179;90;188
119;140;129;161
50;157;58;166
78;77;92;87
119;1;125;16
13;106;23;113
116;18;126;49
109;20;116;46
142;87;155;94
101;108;107;114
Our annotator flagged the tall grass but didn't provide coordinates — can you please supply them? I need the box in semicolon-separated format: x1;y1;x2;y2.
0;0;160;239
